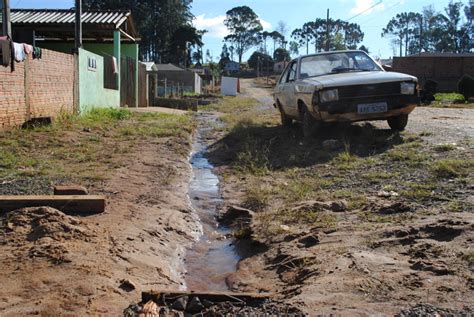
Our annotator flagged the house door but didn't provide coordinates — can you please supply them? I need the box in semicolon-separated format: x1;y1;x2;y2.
120;56;136;107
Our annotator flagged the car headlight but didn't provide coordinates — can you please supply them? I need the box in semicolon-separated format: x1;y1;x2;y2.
401;82;416;95
320;89;339;103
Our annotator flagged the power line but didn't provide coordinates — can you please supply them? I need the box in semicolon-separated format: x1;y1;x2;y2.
347;0;383;21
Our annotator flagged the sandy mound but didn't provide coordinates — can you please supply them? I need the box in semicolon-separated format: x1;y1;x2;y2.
3;207;94;264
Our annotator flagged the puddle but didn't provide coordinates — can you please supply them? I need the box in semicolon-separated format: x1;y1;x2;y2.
184;112;240;291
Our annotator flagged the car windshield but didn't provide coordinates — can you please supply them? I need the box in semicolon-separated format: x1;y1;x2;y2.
299;51;382;79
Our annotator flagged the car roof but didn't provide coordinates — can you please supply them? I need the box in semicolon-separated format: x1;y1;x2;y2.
292;50;366;63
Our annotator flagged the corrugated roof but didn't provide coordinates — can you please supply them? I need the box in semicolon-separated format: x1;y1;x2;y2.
155;64;186;72
8;9;130;27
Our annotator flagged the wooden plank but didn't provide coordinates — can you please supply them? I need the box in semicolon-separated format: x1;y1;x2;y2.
0;195;105;215
142;290;272;306
53;185;88;195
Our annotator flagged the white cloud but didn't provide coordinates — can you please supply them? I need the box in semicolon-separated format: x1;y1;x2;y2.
350;0;386;16
193;14;272;39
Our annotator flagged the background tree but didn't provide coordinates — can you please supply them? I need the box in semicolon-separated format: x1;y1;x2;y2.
273;48;291;62
83;0;198;62
170;25;203;66
218;44;231;69
248;51;274;71
358;45;370;53
224;6;263;63
289;41;299;57
269;31;285;53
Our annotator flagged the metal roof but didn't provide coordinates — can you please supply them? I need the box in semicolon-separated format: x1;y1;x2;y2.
1;9;138;40
9;9;130;27
155;64;186;72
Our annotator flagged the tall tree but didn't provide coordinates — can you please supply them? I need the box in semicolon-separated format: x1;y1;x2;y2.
170;25;203;66
382;12;420;56
273;48;290;62
223;6;263;63
82;0;197;62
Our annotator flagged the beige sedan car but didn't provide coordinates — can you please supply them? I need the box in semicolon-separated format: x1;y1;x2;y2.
274;50;419;136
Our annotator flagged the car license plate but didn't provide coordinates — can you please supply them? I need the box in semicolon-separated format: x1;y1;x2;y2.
357;102;388;114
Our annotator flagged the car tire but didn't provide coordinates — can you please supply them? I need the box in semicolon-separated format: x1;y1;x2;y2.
279;106;292;127
387;114;408;131
301;106;318;138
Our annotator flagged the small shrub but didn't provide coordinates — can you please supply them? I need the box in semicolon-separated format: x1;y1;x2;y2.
434;93;465;103
458;74;474;100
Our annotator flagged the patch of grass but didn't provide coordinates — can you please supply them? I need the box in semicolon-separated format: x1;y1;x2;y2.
462;253;474;266
430;159;473;178
385;147;428;166
433;143;457;152
362;171;399;183
331;150;362;170
434;93;466;103
446;200;467;213
401;182;435;201
243;183;272;211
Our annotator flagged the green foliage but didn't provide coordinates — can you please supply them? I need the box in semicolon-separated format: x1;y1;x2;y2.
248;51;274;71
82;0;199;63
434;93;466;103
224;6;263;63
382;2;473;56
273;48;291;62
458;75;474;100
430;159;473;178
291;19;364;54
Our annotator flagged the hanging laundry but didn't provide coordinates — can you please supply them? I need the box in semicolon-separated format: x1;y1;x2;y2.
0;39;11;66
112;56;118;74
23;43;33;55
13;42;26;62
33;46;42;59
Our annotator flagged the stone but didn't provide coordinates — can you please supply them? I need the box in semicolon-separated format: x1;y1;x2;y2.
171;296;188;311
53;185;89;196
330;200;348;212
186;296;205;313
119;279;136;292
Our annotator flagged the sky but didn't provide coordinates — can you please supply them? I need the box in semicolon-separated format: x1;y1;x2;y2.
10;0;470;60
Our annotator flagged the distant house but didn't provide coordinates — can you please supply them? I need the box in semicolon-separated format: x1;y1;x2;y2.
274;61;289;73
151;63;202;96
393;52;474;92
5;8;140;110
223;60;240;72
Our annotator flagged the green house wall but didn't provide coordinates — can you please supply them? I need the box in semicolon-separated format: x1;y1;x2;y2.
78;48;120;112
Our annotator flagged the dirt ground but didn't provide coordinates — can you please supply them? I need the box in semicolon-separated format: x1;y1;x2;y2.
206;79;474;315
0;112;199;316
0;81;473;316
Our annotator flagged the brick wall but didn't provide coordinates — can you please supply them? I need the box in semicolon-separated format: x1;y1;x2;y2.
0;48;75;130
393;56;474;92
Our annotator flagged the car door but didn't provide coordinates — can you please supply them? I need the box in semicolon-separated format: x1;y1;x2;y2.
281;61;299;117
275;63;291;108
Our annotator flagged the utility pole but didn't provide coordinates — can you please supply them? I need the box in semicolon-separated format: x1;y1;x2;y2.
326;9;330;51
1;0;12;38
75;0;82;51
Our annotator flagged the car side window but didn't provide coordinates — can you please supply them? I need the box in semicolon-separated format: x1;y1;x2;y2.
287;62;297;82
279;65;290;84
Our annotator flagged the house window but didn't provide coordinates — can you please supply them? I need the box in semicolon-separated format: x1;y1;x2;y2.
88;57;97;71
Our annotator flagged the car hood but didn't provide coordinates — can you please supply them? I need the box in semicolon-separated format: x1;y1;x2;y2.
301;71;417;89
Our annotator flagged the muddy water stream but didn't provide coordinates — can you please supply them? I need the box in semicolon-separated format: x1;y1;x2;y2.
184;112;239;291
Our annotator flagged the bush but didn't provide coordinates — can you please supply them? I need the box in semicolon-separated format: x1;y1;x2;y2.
458;74;474;100
248;51;274;71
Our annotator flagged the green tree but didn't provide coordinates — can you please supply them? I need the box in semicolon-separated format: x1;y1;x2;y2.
82;0;197;62
248;51;274;71
382;12;421;56
358;45;370;53
289;41;299;57
170;25;203;66
224;6;263;63
273;48;290;62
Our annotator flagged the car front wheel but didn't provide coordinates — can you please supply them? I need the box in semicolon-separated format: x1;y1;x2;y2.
279;106;292;127
387;114;408;131
301;107;319;138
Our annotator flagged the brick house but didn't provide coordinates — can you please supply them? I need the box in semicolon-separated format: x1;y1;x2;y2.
0;9;141;129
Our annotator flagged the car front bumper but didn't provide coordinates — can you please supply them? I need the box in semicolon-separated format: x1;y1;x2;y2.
314;95;419;122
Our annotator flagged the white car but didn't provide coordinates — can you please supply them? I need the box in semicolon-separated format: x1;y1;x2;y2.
274;50;419;136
